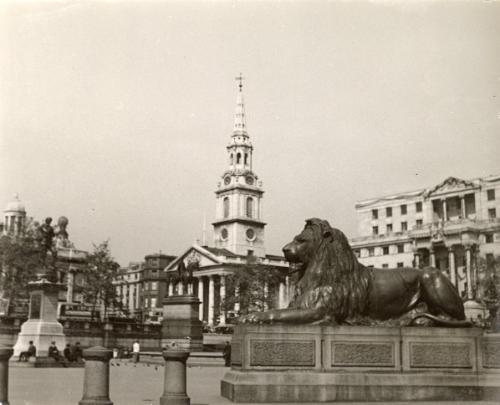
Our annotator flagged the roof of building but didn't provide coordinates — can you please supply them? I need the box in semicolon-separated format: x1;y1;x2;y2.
203;246;238;258
4;194;26;213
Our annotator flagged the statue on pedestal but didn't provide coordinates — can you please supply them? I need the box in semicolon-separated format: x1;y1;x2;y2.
239;218;470;327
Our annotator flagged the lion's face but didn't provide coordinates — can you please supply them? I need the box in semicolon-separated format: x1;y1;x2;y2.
282;225;317;274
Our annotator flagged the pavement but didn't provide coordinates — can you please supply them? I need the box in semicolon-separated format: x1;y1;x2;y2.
8;361;500;405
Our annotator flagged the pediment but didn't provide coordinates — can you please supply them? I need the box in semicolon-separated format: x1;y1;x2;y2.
426;177;477;197
165;245;221;272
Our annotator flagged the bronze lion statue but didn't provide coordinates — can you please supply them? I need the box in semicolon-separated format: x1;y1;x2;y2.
239;218;469;326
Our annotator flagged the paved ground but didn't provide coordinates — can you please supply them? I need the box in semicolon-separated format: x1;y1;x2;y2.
9;362;500;405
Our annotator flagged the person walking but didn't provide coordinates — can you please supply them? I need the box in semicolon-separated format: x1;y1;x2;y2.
132;340;140;363
222;341;231;367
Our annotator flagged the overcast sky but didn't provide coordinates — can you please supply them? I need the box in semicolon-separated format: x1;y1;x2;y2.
1;1;499;266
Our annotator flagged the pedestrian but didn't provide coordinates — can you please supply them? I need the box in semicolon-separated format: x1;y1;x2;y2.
18;341;36;362
63;343;73;362
222;341;231;367
48;341;62;362
132;340;140;363
73;342;83;362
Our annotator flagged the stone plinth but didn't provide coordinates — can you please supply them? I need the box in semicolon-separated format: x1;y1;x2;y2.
160;350;190;405
162;295;202;351
221;324;500;402
13;280;66;358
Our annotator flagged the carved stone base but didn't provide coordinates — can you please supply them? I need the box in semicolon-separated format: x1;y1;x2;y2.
162;295;203;351
221;324;500;402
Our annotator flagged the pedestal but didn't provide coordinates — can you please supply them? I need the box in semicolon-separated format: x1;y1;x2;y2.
162;295;203;351
13;279;66;358
221;324;500;402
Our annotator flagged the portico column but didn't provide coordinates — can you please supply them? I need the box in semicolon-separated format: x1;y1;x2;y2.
448;246;456;286
208;276;215;325
465;246;473;300
263;282;269;310
278;281;286;309
168;282;173;296
66;269;75;303
234;286;240;312
219;276;226;325
187;282;193;295
460;195;466;218
178;281;184;296
414;252;421;269
430;248;436;268
442;199;448;221
197;277;204;321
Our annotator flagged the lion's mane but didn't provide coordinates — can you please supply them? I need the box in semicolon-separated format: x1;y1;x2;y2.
291;218;371;323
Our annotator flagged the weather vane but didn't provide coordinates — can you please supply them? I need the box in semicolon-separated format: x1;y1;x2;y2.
235;73;244;91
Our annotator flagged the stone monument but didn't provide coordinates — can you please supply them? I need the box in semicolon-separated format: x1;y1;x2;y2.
162;259;203;351
221;219;500;402
12;216;69;360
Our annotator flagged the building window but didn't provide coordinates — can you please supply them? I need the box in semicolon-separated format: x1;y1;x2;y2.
416;219;423;227
221;228;229;240
368;247;374;257
247;249;254;256
401;204;407;215
246;197;254;218
383;246;389;255
372;209;378;219
397;262;404;268
401;222;408;231
372;226;378;235
485;234;494;243
151;282;158;290
151;298;157;308
397;244;404;253
244;153;248;165
416;202;422;213
223;197;230;218
386;224;393;233
487;189;496;201
382;264;389;268
488;208;496;219
354;250;360;258
386;207;392;217
236;153;241;164
229;153;233;165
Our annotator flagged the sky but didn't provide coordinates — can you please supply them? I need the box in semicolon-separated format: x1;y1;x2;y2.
1;0;499;266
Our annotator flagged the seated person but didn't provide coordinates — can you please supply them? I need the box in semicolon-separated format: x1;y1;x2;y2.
48;341;62;361
18;341;36;362
72;342;83;362
63;343;73;362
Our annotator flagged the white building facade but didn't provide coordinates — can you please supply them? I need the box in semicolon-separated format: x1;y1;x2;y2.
351;175;500;300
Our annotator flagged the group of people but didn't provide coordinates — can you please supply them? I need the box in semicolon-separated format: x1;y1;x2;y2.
18;340;83;363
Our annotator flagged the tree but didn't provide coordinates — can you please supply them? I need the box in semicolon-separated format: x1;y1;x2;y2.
83;241;121;321
0;219;42;314
223;259;286;316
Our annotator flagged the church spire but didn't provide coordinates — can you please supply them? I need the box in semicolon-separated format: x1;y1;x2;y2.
233;73;247;135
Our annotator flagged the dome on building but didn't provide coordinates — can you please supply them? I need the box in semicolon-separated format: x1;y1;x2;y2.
4;194;26;213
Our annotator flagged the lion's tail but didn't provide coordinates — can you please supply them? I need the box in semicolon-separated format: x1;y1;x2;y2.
409;313;472;328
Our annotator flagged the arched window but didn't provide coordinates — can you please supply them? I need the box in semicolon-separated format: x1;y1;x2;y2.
246;197;254;218
223;197;230;218
236;153;241;164
244;153;248;165
229;154;233;165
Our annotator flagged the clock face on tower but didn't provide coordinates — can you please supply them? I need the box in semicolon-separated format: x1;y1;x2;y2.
245;176;254;185
224;176;231;185
246;228;256;241
221;228;229;240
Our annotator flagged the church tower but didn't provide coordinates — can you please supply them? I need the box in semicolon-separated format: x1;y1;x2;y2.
213;76;266;257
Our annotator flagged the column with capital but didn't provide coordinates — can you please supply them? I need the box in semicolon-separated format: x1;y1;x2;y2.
448;246;456;286
197;278;204;321
414;252;421;269
263;282;269;311
278;281;286;309
234;285;240;313
465;246;473;300
178;281;184;296
460;195;466;219
168;282;173;296
442;199;448;221
430;248;436;268
208;276;215;325
219;276;226;325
